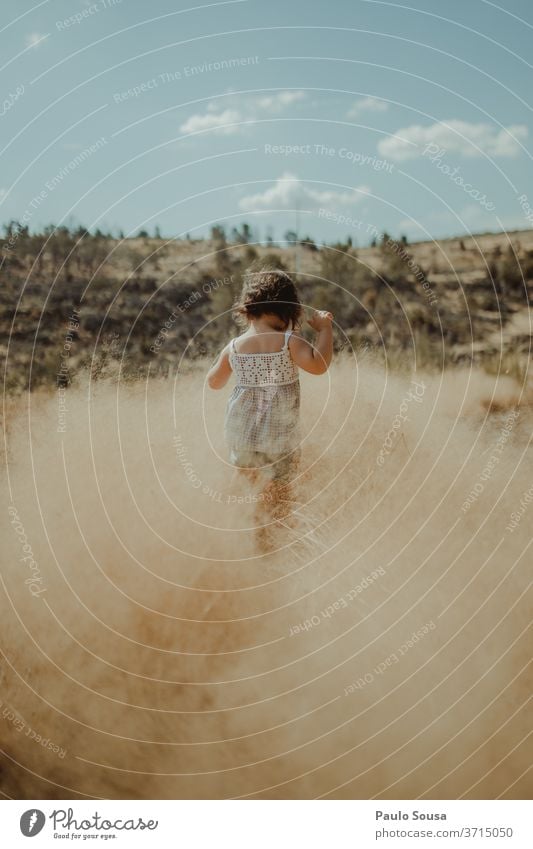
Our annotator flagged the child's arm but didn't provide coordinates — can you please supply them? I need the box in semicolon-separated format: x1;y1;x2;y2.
290;310;333;375
206;344;232;389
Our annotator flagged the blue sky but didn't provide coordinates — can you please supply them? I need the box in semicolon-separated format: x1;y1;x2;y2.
1;0;532;245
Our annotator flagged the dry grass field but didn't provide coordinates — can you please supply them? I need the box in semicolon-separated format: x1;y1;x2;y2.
1;354;531;799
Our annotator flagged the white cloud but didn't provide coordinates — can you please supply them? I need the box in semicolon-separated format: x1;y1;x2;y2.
347;97;388;118
25;32;47;48
256;91;306;111
179;108;242;135
179;91;306;136
239;172;370;212
378;119;528;161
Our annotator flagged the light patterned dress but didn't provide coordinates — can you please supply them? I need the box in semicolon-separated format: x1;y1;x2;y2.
224;328;300;474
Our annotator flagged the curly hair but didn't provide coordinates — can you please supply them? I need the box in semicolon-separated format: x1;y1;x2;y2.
233;267;303;328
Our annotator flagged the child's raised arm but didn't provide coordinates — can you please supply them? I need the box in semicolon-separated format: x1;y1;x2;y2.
207;344;232;389
290;310;334;375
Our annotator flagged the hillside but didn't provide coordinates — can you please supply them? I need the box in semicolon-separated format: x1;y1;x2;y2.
1;225;532;392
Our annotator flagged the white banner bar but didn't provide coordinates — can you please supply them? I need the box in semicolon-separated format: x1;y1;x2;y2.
1;800;532;847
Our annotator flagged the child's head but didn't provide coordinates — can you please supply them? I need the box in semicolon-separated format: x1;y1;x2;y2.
234;267;302;329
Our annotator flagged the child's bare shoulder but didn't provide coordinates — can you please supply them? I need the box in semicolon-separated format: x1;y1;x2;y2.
288;330;310;349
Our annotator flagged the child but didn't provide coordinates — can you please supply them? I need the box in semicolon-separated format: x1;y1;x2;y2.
207;268;333;515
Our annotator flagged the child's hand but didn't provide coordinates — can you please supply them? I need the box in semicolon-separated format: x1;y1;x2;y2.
307;310;333;331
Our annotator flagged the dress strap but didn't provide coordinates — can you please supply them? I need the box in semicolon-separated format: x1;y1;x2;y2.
283;324;293;349
230;338;237;353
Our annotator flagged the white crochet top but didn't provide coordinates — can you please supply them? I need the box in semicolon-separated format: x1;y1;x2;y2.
224;327;300;456
229;329;298;387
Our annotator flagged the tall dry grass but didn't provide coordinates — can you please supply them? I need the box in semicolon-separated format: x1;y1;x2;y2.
1;356;531;799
